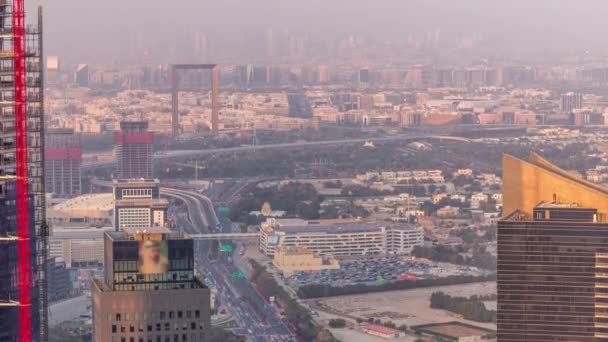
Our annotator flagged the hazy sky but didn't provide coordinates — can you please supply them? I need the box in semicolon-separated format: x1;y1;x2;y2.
25;0;608;64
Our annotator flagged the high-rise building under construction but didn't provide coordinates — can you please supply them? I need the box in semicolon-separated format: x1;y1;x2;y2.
114;121;154;179
45;128;82;198
0;2;47;342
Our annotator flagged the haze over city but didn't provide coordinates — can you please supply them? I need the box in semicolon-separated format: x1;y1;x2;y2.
3;1;608;342
29;0;608;64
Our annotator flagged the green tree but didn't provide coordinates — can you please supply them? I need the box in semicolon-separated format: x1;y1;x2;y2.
328;319;346;328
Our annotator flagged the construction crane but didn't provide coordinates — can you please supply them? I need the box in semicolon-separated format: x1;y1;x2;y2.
173;161;206;181
11;0;33;340
164;130;169;178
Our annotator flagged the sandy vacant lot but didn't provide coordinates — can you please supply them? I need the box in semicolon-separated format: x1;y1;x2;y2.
309;281;496;330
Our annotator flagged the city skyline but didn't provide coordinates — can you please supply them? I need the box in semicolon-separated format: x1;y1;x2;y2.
15;1;608;341
27;0;608;65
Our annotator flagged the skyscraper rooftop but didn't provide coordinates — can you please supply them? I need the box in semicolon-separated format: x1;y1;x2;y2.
503;152;608;221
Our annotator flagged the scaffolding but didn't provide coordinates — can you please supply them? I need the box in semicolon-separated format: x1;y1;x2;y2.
0;1;46;341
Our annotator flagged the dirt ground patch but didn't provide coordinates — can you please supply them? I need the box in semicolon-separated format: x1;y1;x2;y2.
308;281;496;330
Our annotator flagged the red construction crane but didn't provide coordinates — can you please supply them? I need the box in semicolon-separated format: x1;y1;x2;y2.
12;0;32;340
164;130;169;178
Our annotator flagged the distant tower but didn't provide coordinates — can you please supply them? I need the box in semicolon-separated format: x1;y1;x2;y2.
171;64;219;136
75;64;89;87
252;127;259;146
114;121;154;179
359;68;370;83
45;129;82;198
92;229;211;341
561;92;583;113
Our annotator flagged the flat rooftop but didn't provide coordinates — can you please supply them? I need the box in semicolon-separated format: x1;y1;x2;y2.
115;198;168;207
535;201;585;209
106;228;184;241
113;178;159;188
271;222;419;235
50;193;113;211
123;226;171;234
412;321;495;339
51;226;114;239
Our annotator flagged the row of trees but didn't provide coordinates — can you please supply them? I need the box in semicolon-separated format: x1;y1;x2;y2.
297;273;496;299
230;182;374;224
328;319;346;328
363;318;408;332
430;292;496;323
450;226;497;245
229;182;322;224
249;260;339;342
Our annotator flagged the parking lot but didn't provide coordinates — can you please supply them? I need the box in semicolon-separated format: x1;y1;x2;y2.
282;256;490;288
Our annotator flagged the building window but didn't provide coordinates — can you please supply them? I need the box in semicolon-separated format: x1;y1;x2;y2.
116;313;122;321
177;311;182;319
111;325;117;333
195;310;200;319
160;311;165;320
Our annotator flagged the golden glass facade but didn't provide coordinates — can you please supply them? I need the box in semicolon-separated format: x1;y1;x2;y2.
503;152;608;221
499;153;608;341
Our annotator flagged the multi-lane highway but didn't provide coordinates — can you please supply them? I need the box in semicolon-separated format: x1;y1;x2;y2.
161;187;293;342
83;132;471;170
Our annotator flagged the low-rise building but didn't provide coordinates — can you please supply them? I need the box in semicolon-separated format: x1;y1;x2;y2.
432;193;449;204
113;179;168;231
259;218;424;258
437;206;460;218
471;193;489;209
455;169;474;177
272;247;340;276
478;173;501;186
450;194;467;203
49;225;114;267
47;193;114;227
363;325;406;339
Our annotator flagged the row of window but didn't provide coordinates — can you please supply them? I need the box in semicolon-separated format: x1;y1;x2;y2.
114;271;193;283
112;321;204;333
113;260;192;273
122;188;153;199
111;333;204;342
112;310;202;322
113;283;194;291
